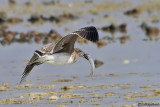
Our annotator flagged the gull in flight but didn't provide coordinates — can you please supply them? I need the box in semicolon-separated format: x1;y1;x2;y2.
20;26;99;83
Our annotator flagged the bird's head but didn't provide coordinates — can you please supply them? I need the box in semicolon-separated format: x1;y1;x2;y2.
74;48;87;59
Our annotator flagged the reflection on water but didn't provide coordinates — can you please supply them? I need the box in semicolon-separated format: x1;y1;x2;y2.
0;0;160;106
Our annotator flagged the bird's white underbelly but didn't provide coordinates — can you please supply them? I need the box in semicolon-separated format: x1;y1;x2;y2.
42;53;74;65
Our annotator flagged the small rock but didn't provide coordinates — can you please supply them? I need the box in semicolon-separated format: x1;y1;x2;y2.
35;36;41;43
20;33;26;39
124;8;140;17
8;18;22;24
118;23;127;33
105;92;115;97
123;60;130;64
118;36;132;44
48;16;60;23
37;85;56;89
61;85;75;91
48;96;59;100
101;24;117;34
97;40;107;48
0;18;5;24
4;32;14;41
9;0;16;4
24;84;34;88
146;27;159;38
94;59;104;68
0;86;7;91
28;15;43;23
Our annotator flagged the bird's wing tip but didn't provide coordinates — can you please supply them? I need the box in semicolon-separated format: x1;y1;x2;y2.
73;26;99;42
19;73;28;84
19;80;23;84
19;64;34;84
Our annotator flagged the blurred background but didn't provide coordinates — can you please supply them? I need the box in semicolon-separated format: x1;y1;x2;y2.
0;0;160;106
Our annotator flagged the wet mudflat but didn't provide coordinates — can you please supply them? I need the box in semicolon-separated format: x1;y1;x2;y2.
0;0;160;107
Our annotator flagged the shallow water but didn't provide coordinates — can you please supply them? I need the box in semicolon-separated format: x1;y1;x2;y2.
0;0;160;107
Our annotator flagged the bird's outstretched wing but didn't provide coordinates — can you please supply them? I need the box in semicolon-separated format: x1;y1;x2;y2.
20;53;39;84
53;26;99;54
20;64;35;84
20;43;56;84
